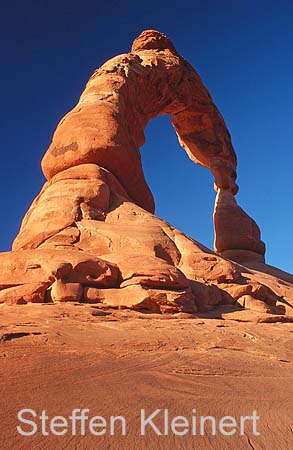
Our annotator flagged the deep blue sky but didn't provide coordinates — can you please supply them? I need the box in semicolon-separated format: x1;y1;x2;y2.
1;0;292;272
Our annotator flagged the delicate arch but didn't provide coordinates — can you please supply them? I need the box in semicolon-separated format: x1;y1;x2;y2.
41;30;238;213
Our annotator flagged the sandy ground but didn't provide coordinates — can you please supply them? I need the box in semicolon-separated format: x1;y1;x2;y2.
0;303;292;450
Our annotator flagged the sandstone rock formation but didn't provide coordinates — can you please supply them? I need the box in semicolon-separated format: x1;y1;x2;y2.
214;189;266;263
1;30;292;319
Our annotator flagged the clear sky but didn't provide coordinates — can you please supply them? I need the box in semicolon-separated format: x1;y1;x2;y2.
1;0;292;272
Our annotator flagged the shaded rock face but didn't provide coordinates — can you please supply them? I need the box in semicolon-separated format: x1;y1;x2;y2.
1;30;293;318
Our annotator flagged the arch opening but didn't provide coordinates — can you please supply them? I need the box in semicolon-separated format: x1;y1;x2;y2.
141;114;215;250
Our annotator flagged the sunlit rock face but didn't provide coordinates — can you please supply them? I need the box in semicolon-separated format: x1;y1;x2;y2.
1;30;292;319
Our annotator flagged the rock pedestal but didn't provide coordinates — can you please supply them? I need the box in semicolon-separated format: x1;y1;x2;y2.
214;189;266;264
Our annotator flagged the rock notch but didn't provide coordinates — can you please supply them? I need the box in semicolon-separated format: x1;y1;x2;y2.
1;30;292;319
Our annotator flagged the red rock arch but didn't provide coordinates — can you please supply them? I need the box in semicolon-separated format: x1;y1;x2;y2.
41;30;238;213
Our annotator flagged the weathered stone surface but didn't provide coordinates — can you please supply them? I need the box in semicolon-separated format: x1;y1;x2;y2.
0;249;119;287
173;231;241;283
76;216;181;265
237;295;280;314
214;189;265;262
13;164;111;251
103;253;189;289
39;226;80;248
189;281;224;312
0;283;50;305
84;285;197;314
0;30;292;320
51;281;83;302
218;281;280;304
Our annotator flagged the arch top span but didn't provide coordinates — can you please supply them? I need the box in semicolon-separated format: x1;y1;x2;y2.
41;30;238;213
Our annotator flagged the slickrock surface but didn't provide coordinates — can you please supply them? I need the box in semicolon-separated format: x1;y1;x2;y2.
0;304;292;449
1;29;293;318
